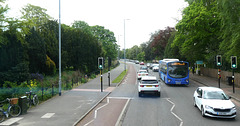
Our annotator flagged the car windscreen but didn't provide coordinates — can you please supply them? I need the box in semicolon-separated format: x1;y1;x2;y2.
203;91;229;100
141;80;158;84
139;71;147;73
140;67;147;70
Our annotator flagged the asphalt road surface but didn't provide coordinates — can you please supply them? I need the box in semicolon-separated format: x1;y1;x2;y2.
78;62;240;126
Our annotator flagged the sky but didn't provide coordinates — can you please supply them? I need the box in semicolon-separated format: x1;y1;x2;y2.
4;0;188;49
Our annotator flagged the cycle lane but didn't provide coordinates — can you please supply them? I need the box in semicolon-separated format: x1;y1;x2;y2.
76;63;137;126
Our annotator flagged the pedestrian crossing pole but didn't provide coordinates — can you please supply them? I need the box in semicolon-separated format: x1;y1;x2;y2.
101;69;103;92
98;57;103;92
108;57;111;87
216;55;222;88
231;56;237;93
218;68;221;88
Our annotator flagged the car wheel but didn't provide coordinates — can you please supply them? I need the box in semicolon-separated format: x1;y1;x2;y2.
193;98;196;107
201;106;205;117
138;92;142;97
157;92;161;97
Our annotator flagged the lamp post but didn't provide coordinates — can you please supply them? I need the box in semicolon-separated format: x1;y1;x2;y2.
124;19;129;71
58;0;61;96
118;35;122;60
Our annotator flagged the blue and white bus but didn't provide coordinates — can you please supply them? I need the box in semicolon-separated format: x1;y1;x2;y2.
159;59;189;85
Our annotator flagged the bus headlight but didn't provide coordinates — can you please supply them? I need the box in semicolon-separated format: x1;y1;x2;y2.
168;79;171;83
186;79;189;83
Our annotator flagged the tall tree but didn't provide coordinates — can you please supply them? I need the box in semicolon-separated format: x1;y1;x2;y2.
20;4;52;33
218;0;240;65
91;25;117;59
173;1;220;65
26;28;46;73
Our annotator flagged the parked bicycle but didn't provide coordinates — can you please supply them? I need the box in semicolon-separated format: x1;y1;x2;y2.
25;91;39;108
0;98;21;123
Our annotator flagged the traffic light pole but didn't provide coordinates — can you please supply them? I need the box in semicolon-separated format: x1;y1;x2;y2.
232;69;235;93
108;57;111;87
108;69;110;87
218;68;221;88
101;69;103;92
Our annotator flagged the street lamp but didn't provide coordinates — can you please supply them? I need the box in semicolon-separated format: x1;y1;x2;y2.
124;19;130;71
118;35;122;60
58;0;61;96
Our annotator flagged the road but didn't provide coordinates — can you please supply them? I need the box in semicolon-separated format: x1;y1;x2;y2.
78;62;240;126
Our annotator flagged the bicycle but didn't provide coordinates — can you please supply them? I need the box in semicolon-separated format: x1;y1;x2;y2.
0;98;21;123
25;91;39;108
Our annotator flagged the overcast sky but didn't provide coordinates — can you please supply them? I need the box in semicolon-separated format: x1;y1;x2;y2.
4;0;188;49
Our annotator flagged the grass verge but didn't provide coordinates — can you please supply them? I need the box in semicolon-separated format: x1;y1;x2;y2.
112;69;128;83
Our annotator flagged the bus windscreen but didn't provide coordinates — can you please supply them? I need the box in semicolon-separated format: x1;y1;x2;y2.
168;63;188;78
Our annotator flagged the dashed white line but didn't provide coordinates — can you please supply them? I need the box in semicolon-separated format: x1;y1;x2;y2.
166;98;183;126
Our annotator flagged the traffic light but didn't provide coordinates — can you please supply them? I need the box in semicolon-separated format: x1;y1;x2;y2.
231;56;237;69
98;57;103;69
216;55;222;66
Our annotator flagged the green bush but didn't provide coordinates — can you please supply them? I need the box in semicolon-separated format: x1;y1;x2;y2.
45;55;56;75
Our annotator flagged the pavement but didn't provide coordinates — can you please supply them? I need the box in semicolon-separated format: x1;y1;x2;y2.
0;63;125;126
190;73;240;102
1;63;240;126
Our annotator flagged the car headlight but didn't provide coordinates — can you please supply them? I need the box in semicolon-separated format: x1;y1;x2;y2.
231;107;236;110
205;105;213;110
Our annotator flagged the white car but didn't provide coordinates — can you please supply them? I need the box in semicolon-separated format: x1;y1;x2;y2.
152;66;159;72
193;87;237;118
138;76;161;97
137;70;148;80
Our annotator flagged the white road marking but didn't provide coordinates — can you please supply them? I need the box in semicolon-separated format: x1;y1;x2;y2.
84;97;131;126
41;113;55;118
115;98;131;126
84;97;110;126
0;117;23;126
108;97;132;100
166;98;183;126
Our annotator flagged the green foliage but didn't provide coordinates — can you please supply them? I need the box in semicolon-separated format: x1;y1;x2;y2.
26;28;46;73
45;55;56;75
91;25;117;59
218;0;240;66
173;1;221;65
20;4;52;31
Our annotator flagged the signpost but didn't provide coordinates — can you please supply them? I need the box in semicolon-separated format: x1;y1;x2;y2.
196;60;203;75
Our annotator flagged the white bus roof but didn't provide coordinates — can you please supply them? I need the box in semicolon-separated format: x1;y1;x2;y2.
162;59;179;61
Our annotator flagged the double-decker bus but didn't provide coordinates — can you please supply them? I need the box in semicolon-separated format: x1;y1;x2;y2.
159;59;189;85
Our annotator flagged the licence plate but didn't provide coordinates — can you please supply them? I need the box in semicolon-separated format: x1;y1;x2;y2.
176;82;181;84
146;85;152;87
218;112;227;115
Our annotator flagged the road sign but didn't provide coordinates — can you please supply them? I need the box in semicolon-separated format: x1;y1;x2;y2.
196;61;203;65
